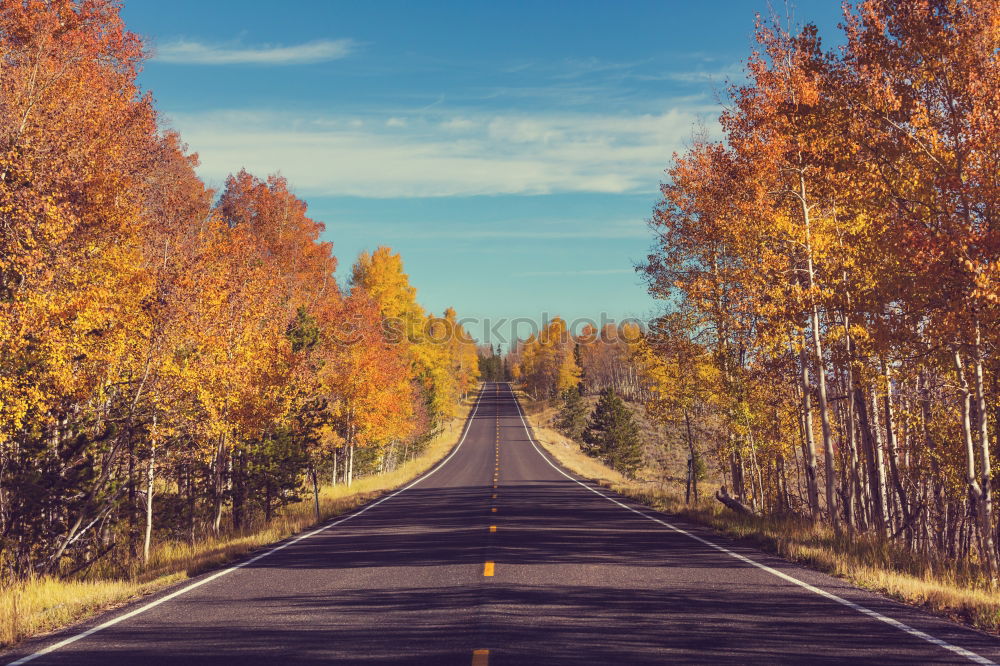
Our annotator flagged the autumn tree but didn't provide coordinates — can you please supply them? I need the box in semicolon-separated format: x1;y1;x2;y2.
631;0;1000;580
514;317;580;399
0;1;478;580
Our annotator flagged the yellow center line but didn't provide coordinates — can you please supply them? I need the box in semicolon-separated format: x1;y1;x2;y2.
489;525;497;532
491;507;497;513
472;649;489;665
483;562;494;577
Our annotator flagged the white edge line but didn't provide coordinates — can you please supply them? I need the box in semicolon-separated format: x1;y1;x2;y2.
7;384;491;666
505;383;996;666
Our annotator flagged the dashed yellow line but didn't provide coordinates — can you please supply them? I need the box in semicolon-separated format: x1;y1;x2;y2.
491;507;497;513
472;648;489;665
483;562;495;577
489;525;497;533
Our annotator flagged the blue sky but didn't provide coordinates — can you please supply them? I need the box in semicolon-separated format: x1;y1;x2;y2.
121;0;844;345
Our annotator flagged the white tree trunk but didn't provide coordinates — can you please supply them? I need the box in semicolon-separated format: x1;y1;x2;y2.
348;444;355;487
143;417;156;564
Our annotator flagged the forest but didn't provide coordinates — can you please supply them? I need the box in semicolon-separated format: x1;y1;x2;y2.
0;1;479;583
645;0;1000;578
4;0;1000;634
514;0;1000;582
514;0;1000;585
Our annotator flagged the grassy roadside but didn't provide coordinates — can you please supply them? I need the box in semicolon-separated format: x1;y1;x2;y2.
518;394;1000;635
0;392;479;650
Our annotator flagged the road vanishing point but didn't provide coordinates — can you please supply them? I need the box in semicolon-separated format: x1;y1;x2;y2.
8;383;1000;665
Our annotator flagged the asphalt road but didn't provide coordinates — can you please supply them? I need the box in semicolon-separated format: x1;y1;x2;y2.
9;382;1000;665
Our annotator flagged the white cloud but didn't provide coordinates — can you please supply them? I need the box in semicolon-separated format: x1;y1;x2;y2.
644;63;745;84
440;117;477;131
164;103;719;198
487;118;564;144
156;38;355;65
385;117;407;128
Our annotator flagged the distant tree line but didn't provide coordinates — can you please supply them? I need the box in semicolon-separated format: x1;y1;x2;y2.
509;319;648;401
477;345;510;382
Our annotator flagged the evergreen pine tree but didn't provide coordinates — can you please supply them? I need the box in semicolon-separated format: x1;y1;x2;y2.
582;389;643;476
555;386;588;441
573;343;587;395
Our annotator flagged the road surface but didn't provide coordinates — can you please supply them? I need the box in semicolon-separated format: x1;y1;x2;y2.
8;382;1000;664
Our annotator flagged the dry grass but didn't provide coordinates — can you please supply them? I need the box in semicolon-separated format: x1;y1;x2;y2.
520;394;1000;635
0;395;476;650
